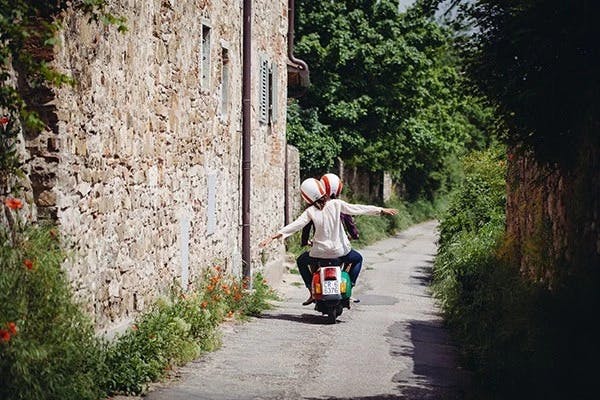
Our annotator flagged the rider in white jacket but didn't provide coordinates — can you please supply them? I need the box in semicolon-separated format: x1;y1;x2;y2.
278;198;382;259
259;177;398;304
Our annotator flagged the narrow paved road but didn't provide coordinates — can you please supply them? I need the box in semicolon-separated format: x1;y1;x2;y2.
145;220;469;400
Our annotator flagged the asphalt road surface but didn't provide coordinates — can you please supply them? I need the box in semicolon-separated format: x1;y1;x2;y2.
144;220;469;400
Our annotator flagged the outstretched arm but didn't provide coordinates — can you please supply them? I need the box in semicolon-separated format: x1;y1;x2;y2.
259;233;283;248
259;209;311;248
340;200;398;217
380;208;398;216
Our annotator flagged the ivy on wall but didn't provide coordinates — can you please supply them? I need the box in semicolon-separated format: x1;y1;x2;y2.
0;0;126;192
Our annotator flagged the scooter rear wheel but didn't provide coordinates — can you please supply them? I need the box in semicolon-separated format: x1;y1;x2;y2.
326;307;337;324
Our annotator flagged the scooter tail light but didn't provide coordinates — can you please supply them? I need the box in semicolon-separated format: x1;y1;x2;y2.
312;273;321;294
324;267;337;280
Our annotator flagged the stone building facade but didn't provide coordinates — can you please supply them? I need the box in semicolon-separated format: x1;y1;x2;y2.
22;0;297;333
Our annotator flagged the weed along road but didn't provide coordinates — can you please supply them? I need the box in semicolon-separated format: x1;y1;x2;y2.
144;220;469;400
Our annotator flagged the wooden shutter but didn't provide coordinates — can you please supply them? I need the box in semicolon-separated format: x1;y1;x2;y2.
259;58;269;124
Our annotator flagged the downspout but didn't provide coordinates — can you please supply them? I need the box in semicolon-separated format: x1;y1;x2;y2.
287;0;310;92
284;147;289;225
242;0;252;283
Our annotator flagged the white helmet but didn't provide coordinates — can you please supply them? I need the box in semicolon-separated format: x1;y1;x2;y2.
320;173;343;197
300;178;326;204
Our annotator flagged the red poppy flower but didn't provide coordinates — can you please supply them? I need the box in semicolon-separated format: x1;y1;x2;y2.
4;198;23;210
0;329;10;343
0;116;8;125
23;259;34;270
7;322;17;336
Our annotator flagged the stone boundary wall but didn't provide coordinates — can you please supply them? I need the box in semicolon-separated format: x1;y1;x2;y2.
505;132;599;287
286;144;302;222
24;0;293;333
341;166;387;204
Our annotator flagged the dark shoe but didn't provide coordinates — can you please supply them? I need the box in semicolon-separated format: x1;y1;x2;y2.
302;296;315;306
351;297;360;303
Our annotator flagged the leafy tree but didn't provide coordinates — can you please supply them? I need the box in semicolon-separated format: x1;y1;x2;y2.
290;0;495;198
453;0;600;162
286;100;341;177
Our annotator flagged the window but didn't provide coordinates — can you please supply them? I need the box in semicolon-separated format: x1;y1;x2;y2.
270;62;278;123
220;47;230;117
200;24;211;89
206;173;216;235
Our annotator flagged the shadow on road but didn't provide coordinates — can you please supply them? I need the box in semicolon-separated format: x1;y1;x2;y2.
386;319;471;400
303;390;454;400
258;312;348;325
303;395;405;400
410;264;434;287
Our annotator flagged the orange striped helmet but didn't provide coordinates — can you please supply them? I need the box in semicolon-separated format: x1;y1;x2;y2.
320;173;343;197
300;178;326;204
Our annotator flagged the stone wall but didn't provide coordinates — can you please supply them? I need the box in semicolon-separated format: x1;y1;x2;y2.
22;0;293;333
286;144;302;222
341;166;386;204
505;129;599;288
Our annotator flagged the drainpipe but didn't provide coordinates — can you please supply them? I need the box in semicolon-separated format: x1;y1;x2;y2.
288;0;310;94
242;0;252;283
284;145;289;225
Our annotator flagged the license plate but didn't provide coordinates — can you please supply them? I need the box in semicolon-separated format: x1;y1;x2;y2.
323;280;339;295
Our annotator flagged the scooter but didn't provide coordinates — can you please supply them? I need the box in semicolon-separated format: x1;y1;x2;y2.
309;258;353;324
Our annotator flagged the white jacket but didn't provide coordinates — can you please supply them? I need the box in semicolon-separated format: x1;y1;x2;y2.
277;199;383;258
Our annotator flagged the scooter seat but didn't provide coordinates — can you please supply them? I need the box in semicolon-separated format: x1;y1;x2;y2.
309;257;343;267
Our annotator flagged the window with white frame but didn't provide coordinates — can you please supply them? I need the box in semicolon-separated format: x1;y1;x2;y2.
220;46;230;118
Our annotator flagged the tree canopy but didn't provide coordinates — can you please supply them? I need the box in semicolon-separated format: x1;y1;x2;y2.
453;0;600;162
288;0;495;199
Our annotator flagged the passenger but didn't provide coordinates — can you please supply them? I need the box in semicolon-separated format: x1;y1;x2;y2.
259;177;397;305
297;174;360;304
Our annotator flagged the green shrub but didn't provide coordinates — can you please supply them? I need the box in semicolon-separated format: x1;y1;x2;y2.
238;273;280;316
352;214;390;247
437;147;506;248
0;223;107;400
105;267;279;395
433;218;505;319
431;148;600;398
379;197;413;234
104;297;205;395
1;203;280;398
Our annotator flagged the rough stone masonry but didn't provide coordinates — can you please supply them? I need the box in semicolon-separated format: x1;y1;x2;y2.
18;0;298;334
